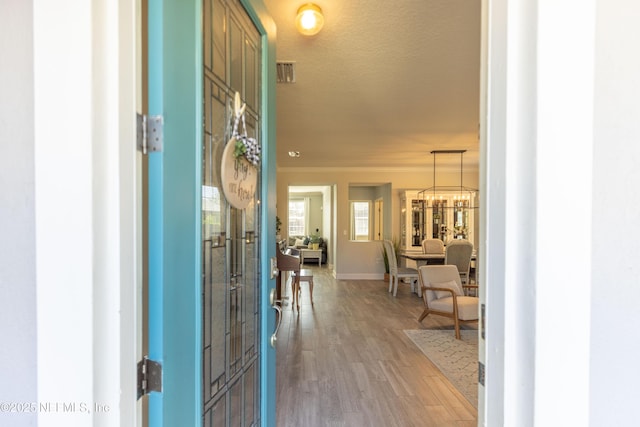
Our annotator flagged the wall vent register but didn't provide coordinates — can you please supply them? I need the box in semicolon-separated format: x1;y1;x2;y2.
276;61;296;83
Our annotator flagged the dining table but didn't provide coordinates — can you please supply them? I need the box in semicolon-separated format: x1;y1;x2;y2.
400;252;444;266
400;251;478;296
400;251;477;267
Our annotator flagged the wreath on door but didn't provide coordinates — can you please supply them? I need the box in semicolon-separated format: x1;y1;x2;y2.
221;92;261;209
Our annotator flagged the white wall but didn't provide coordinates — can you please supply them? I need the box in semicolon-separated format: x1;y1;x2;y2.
322;187;333;264
483;0;640;426
0;1;138;426
0;2;37;426
307;194;323;236
590;0;640;424
34;3;97;423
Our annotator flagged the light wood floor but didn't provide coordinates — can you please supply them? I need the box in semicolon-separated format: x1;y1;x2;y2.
275;266;478;427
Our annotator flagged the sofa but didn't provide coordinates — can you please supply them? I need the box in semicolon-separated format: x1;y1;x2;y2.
286;235;328;264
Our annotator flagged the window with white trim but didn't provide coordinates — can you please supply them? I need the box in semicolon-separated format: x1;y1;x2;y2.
288;198;307;236
350;201;371;240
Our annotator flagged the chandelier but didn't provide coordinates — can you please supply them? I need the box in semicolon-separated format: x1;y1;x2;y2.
417;150;479;242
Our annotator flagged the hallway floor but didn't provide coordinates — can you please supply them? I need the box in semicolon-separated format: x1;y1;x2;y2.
275;267;478;426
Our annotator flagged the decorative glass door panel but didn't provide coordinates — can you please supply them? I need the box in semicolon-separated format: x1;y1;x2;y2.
411;200;426;247
432;200;448;240
202;0;261;425
453;199;470;239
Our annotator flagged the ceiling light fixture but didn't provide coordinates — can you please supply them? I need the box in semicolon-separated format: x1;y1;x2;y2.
417;150;479;241
295;3;324;36
288;151;300;157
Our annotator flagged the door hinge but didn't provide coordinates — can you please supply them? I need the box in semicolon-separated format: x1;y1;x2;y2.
136;113;164;154
137;356;162;399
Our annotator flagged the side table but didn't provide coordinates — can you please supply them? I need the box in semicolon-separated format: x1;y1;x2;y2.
300;249;322;266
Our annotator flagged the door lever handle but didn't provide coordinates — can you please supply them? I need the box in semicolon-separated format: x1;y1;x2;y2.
269;288;283;348
270;304;282;348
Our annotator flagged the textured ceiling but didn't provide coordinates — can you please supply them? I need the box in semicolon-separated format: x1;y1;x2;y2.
263;0;481;170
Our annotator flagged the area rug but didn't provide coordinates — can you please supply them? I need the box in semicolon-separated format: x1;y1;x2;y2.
404;329;478;408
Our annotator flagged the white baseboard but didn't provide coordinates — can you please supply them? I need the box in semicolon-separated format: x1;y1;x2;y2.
335;273;384;280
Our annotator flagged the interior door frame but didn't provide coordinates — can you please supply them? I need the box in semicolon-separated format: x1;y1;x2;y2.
146;0;203;425
374;198;383;240
238;1;278;425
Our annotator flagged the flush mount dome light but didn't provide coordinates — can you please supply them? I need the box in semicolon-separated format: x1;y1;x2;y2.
295;3;324;36
288;151;300;157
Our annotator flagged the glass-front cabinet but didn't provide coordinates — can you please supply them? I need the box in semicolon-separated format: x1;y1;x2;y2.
410;199;426;246
400;189;478;253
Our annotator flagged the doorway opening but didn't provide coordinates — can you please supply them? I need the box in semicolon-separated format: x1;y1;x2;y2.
287;185;333;267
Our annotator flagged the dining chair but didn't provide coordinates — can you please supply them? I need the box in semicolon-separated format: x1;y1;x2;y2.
421;238;445;254
417;265;479;339
276;241;301;311
444;239;474;284
383;240;419;297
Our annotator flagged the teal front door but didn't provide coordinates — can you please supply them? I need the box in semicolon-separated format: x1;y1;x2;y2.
146;0;276;425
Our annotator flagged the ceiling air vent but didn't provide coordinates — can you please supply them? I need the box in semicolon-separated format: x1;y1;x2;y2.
276;61;296;83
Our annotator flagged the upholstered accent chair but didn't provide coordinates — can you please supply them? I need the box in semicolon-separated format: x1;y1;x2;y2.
418;265;479;339
383;240;419;297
